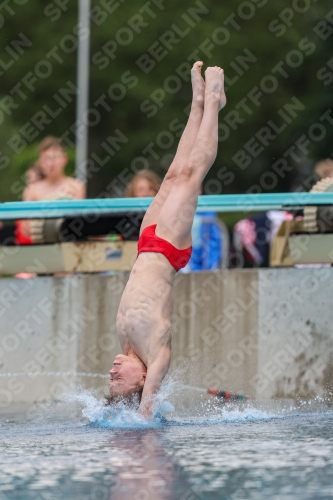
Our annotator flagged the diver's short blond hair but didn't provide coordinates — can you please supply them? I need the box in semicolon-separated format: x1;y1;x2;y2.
105;389;143;407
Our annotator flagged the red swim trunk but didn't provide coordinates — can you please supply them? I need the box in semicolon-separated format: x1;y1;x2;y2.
137;224;192;272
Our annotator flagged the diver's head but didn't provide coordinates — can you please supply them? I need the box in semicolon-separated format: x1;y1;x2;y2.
109;354;147;401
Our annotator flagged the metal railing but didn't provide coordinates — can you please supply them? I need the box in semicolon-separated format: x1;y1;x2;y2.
1;193;333;219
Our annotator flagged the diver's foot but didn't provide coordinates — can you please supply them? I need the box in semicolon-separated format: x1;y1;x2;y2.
191;61;205;106
204;66;226;110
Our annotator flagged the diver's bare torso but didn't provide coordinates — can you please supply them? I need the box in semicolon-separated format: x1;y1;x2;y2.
116;252;176;368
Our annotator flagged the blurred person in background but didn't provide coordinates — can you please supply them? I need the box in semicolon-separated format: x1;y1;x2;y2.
124;170;161;244
232;159;333;268
15;163;46;278
25;162;45;186
232;210;293;268
23;136;85;202
125;169;161;198
21;136;86;241
180;185;226;272
0;163;44;235
16;163;45;245
314;158;333;180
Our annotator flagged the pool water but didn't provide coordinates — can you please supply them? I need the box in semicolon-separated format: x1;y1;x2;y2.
1;390;333;500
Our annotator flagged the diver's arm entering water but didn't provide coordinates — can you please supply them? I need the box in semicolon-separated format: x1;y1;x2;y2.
138;347;171;418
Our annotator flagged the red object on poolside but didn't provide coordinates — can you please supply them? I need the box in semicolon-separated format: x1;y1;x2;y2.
207;389;250;401
207;389;219;396
15;221;33;245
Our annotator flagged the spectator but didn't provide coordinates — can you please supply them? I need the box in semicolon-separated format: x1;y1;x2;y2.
14;163;46;278
233;159;333;268
16;163;45;245
314;158;333;180
180;187;226;272
0;163;44;236
181;210;225;272
125;170;161;198
21;136;86;241
233;211;292;268
23;136;85;202
25;162;45;186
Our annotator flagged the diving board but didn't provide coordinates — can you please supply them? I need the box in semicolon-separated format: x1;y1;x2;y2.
1;193;333;220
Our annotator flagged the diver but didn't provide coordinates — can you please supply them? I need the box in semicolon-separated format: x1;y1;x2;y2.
109;62;227;417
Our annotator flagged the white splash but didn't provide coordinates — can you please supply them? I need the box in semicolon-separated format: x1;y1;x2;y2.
61;382;177;429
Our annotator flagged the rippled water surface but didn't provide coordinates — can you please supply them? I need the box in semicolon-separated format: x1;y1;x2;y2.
1;396;333;500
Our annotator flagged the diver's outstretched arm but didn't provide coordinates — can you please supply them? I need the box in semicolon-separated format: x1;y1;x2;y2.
138;347;171;418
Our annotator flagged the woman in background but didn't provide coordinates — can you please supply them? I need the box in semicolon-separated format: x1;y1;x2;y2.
125;170;161;198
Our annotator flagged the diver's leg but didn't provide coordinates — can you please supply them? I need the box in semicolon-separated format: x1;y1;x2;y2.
140;62;205;233
156;66;226;249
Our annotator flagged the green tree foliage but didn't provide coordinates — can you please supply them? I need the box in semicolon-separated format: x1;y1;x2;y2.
0;0;332;202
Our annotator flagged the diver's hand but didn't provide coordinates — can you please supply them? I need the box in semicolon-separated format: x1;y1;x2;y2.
138;400;153;419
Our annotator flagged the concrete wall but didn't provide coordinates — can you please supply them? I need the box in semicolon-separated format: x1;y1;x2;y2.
0;268;332;405
257;268;333;399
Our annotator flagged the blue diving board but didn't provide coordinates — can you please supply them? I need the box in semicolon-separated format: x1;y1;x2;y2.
1;193;333;220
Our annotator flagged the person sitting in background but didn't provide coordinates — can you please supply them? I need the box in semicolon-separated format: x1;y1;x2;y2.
233;210;293;268
180;186;225;272
314;158;333;180
14;163;47;278
125;170;161;198
16;163;45;245
231;159;333;268
0;163;44;238
23;136;86;202
21;136;86;241
181;211;225;271
25;162;45;186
